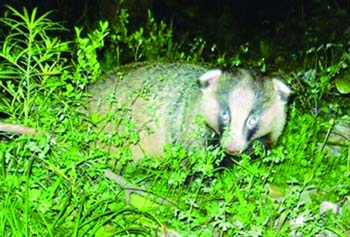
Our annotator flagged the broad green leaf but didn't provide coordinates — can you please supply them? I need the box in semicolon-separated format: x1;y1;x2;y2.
335;76;350;94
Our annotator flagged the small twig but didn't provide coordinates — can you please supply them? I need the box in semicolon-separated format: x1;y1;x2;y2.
320;119;335;152
0;122;37;135
105;168;146;203
105;168;174;206
105;168;137;189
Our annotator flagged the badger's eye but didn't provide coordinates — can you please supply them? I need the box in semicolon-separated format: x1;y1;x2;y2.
220;110;230;125
246;115;259;129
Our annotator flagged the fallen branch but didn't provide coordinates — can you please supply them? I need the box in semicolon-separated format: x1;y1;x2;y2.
0;122;38;135
105;168;147;203
105;168;175;206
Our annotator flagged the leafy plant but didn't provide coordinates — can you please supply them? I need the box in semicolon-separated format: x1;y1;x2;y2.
74;21;109;88
0;6;69;122
0;6;111;236
103;7;209;69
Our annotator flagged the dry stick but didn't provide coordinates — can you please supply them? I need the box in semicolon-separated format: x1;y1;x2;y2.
105;168;174;206
105;168;148;203
105;171;183;237
0;122;38;135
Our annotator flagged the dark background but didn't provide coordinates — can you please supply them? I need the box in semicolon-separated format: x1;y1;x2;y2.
1;0;350;65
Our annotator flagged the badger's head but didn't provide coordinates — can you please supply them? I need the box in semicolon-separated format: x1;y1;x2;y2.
199;69;290;155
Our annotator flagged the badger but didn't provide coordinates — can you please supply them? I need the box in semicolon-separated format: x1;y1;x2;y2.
87;63;290;160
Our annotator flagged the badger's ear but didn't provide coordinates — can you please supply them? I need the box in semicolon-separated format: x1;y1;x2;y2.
272;78;291;103
199;69;222;90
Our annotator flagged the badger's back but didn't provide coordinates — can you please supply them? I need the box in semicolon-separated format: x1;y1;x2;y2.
88;63;207;159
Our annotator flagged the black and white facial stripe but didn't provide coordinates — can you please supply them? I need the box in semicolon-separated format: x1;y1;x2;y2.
218;97;264;143
199;67;290;155
217;75;263;131
244;110;261;141
217;98;231;135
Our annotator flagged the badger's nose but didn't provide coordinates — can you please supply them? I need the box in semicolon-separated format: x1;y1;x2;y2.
225;142;242;154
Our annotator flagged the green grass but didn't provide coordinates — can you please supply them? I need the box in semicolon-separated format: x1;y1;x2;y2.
0;5;349;237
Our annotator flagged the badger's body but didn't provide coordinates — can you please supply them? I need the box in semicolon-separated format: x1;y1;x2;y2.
88;63;290;160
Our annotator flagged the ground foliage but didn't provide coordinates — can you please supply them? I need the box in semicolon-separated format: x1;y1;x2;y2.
0;1;349;236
